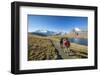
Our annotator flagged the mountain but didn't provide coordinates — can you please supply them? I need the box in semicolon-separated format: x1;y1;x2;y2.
73;27;81;32
31;30;58;36
72;27;87;33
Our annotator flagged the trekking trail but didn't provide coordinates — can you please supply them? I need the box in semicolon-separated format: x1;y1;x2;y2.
52;41;79;59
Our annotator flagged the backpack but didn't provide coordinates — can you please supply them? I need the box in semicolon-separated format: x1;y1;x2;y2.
64;40;70;47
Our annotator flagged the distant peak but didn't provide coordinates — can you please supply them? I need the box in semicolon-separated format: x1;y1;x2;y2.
36;30;48;33
74;27;81;31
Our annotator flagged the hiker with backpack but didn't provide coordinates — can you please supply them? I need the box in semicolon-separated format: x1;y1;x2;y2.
63;38;70;55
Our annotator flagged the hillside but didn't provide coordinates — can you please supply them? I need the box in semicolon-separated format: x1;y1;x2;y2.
28;34;88;61
28;35;62;61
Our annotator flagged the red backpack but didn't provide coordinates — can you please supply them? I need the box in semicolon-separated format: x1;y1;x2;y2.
64;40;70;47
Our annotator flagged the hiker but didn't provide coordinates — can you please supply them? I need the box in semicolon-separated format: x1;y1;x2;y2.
63;38;70;55
60;38;63;48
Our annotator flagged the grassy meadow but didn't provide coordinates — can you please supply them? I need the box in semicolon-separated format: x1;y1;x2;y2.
28;35;61;61
28;33;88;61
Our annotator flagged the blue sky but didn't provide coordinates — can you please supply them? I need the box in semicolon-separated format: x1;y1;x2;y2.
28;15;88;33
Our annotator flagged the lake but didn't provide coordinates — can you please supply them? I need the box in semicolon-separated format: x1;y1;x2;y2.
69;38;88;46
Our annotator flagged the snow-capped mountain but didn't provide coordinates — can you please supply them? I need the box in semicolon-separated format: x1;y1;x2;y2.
35;30;48;33
72;27;87;32
73;27;81;32
32;30;58;36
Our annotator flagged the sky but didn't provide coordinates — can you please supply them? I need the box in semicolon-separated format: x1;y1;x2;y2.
28;15;88;33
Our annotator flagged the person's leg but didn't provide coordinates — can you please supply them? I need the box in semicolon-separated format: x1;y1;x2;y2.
67;47;69;53
65;47;67;53
63;47;66;53
68;47;70;52
66;47;69;56
68;47;74;56
64;47;67;53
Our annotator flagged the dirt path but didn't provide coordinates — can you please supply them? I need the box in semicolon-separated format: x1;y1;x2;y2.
52;41;80;59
